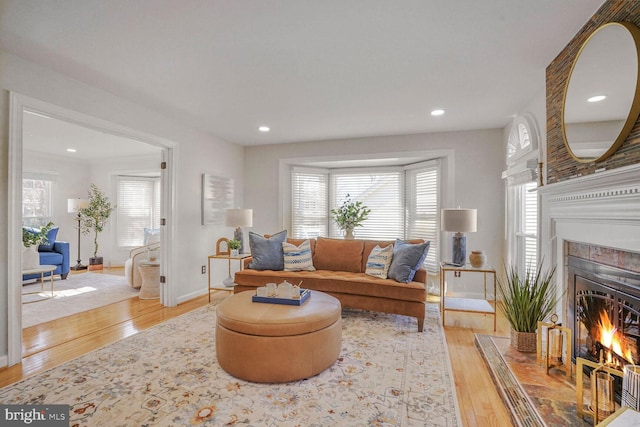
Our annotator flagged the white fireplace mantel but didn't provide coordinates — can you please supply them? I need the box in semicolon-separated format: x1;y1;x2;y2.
539;163;640;322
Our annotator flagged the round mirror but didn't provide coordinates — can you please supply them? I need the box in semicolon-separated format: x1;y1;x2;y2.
562;22;640;163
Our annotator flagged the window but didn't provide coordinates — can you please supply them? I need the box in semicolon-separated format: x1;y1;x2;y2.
291;168;328;239
291;160;441;271
330;170;403;240
22;173;55;227
511;182;537;274
116;176;161;247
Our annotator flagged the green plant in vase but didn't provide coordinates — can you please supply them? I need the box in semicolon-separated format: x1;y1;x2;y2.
330;194;371;239
228;239;241;256
79;184;115;270
497;262;558;352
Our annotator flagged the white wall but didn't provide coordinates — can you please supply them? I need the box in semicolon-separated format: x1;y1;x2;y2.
0;49;244;360
244;129;505;274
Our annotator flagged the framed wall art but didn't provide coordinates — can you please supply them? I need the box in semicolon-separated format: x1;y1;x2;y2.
201;173;234;225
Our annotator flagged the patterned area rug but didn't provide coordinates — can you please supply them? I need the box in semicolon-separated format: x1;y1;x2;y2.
1;302;461;426
22;273;138;328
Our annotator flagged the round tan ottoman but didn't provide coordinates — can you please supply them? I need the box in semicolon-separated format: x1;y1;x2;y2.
216;290;342;383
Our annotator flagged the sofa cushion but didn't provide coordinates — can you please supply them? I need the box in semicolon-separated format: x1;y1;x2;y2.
247;230;287;270
234;269;427;303
144;228;160;245
38;227;59;252
313;237;364;273
388;239;430;283
365;244;394;279
283;239;315;271
39;251;63;266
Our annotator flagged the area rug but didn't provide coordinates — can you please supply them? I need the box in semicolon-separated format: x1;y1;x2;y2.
22;273;138;328
0;302;461;426
475;334;581;427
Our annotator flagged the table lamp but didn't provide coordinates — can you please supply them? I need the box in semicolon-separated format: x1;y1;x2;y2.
441;208;477;266
225;208;253;254
68;198;89;270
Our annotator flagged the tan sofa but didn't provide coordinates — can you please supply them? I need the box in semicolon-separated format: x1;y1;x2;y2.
233;237;428;331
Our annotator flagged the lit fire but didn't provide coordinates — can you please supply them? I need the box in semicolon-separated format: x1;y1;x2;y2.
594;310;634;365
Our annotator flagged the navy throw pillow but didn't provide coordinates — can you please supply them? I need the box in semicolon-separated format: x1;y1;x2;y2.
387;239;430;283
247;230;287;271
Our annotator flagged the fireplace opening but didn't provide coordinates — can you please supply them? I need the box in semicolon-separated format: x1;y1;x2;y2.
567;255;640;403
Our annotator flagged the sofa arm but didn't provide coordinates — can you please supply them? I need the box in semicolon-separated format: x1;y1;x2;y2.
243;257;253;269
413;268;427;284
53;241;71;275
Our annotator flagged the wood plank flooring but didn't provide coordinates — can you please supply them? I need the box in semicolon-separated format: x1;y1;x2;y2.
1;286;514;426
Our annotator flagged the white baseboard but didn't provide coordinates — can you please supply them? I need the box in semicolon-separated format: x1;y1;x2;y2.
0;354;8;369
176;288;209;305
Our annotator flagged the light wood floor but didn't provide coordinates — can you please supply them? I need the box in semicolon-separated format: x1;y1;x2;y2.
1;286;513;426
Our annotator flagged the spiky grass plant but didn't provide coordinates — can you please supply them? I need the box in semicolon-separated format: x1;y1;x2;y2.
497;263;558;333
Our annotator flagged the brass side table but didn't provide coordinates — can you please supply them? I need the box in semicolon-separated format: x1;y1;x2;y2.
440;262;496;331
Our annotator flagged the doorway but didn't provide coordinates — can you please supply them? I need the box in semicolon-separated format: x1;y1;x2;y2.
8;93;177;366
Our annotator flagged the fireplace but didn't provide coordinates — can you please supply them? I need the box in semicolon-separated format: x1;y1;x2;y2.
568;255;640;367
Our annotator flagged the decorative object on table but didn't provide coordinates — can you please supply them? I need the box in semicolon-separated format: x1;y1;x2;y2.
623;365;640;411
201;173;233;225
469;250;487;268
225;208;253;253
22;221;54;270
78;184;115;271
67;198;89;270
215;237;230;255
227;239;241;257
252;286;311;306
576;356;623;424
330;194;370;239
497;262;557;352
536;313;572;379
441;208;477;266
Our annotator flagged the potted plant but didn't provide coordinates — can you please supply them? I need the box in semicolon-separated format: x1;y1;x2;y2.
330;194;371;239
228;239;241;256
22;221;54;270
79;184;115;270
497;262;558;352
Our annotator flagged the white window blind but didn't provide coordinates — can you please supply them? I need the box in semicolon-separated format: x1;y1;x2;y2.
516;182;538;272
22;173;56;227
117;176;161;247
291;168;328;239
406;160;440;271
330;169;403;240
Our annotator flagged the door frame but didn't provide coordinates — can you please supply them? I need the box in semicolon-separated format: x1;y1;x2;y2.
8;92;178;366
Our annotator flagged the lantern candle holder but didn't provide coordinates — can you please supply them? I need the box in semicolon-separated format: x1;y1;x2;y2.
537;314;572;379
576;355;623;424
623;365;640;411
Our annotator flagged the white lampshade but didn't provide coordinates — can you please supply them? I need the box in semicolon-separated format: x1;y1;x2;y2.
67;198;89;214
441;208;477;233
225;208;253;228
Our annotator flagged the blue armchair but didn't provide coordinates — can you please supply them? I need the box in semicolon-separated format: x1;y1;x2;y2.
22;227;71;281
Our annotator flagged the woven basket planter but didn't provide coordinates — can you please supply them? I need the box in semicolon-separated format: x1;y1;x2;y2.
510;329;537;353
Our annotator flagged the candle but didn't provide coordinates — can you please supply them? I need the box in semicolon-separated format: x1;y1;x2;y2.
550;329;563;360
591;371;615;420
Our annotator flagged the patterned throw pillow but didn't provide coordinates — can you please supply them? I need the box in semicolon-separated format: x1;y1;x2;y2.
282;240;315;271
365;244;394;279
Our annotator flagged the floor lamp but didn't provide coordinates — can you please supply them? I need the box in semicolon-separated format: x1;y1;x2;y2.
68;198;89;270
441;208;477;266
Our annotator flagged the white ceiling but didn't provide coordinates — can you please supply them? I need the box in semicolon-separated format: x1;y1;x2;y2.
0;0;605;146
23;111;161;160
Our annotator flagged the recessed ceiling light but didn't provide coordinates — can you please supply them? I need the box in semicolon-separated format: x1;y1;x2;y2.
588;95;606;103
66;148;77;153
431;109;445;116
258;126;270;132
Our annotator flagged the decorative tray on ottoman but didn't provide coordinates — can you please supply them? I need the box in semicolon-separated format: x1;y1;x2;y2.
252;288;311;306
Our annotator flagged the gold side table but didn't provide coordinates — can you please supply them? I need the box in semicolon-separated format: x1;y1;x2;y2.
440;262;496;331
208;254;251;302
